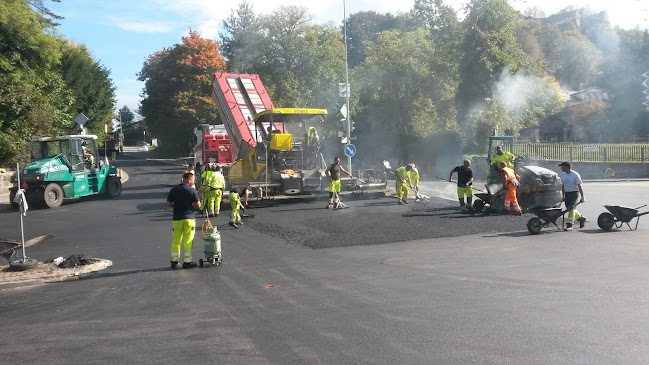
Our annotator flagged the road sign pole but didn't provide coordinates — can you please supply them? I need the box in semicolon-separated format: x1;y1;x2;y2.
343;0;351;173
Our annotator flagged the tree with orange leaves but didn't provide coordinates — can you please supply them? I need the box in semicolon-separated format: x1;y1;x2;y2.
138;30;226;155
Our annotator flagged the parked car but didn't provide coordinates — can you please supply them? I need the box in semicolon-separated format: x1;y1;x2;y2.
136;141;150;147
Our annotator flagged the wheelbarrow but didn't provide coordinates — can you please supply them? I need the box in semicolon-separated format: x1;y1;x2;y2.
526;202;581;235
0;241;20;265
597;205;649;231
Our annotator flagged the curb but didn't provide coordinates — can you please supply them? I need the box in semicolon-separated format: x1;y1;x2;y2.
0;259;112;289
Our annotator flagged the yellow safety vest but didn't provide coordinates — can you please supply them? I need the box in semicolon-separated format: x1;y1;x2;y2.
396;167;410;184
492;152;514;169
409;168;419;187
209;171;225;189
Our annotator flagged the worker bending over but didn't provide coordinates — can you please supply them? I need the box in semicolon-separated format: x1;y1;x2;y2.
325;157;353;208
498;161;522;215
492;146;515;169
390;164;413;204
449;159;474;211
559;162;586;231
166;172;201;269
206;165;225;216
228;185;250;229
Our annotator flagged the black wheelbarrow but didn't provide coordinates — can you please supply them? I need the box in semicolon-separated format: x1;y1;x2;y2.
526;202;581;235
0;241;20;265
597;205;649;231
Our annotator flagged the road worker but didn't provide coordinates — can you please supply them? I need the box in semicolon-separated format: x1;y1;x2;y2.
206;165;225;216
166;172;201;269
449;159;474;211
498;161;522;215
185;164;196;189
390;164;413;204
200;164;212;211
559;162;586;231
325;157;353;208
228;185;250;229
409;163;420;202
492;146;515;170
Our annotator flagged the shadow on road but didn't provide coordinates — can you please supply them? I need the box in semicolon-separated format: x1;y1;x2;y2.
81;266;171;281
121;184;169;192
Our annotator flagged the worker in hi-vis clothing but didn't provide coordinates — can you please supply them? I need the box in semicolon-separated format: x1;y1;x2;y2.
492;145;515;169
325;157;353;208
200;165;212;210
207;165;225;216
391;165;413;204
408;163;420;201
185;164;196;189
228;185;250;229
166;172;201;269
498;161;522;215
449;159;474;211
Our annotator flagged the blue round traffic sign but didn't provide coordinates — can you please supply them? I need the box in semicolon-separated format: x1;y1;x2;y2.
344;144;356;157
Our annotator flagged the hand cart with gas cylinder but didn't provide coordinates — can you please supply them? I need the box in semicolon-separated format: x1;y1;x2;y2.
199;211;221;267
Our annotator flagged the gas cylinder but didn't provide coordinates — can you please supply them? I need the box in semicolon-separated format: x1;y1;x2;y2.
203;226;221;258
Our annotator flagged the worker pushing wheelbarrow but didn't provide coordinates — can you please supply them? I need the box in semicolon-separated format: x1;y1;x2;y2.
526;202;582;235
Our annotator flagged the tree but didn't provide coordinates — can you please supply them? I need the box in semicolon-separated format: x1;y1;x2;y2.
60;41;116;139
0;0;74;165
554;30;603;89
139;30;226;155
456;0;527;120
343;11;398;68
219;1;262;73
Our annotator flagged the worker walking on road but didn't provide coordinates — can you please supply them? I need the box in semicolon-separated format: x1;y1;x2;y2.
449;159;474;212
559;162;586;231
228;185;250;228
325;157;353;208
390;165;413;204
492;146;515;169
166;172;201;269
498;161;522;215
200;164;212;210
409;164;421;202
206;165;225;216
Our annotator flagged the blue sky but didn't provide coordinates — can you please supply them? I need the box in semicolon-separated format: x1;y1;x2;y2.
49;0;648;118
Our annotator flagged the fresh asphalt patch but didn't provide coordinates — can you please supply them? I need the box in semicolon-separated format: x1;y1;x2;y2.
246;196;531;249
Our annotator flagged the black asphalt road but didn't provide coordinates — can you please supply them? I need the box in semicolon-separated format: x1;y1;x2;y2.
1;156;649;364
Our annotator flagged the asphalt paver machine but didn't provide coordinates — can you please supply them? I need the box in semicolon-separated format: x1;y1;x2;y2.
9;135;122;208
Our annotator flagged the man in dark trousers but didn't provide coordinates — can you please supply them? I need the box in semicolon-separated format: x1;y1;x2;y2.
449;159;474;212
325;157;353;208
166;172;201;269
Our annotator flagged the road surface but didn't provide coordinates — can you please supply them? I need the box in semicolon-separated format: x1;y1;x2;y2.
1;154;648;364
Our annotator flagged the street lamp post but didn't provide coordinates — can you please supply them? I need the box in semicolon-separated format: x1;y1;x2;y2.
343;0;352;173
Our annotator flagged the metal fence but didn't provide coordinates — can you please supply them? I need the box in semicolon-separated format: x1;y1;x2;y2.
512;143;649;163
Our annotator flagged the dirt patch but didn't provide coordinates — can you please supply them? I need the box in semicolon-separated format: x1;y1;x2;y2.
0;259;112;288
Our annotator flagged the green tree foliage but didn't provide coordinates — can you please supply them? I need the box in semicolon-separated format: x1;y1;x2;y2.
343;11;399;68
571;101;608;142
555;30;603;89
0;0;74;165
139;30;226;155
60;42;116;138
116;105;144;145
353;29;458;141
457;0;526;119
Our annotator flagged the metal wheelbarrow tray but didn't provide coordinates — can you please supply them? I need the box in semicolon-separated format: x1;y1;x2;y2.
597;204;649;231
526;201;581;235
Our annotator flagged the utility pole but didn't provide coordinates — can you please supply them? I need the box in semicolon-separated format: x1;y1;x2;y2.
343;0;351;173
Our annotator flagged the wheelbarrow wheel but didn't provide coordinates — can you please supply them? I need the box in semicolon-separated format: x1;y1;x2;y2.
199;259;204;267
597;212;615;231
473;199;485;212
527;217;543;235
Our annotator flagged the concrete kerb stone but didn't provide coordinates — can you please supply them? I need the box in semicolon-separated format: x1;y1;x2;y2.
0;259;112;289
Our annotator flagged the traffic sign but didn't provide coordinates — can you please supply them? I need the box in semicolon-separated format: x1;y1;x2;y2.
344;144;356;157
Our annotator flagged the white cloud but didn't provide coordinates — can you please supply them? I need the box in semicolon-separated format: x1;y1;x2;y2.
107;16;174;33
